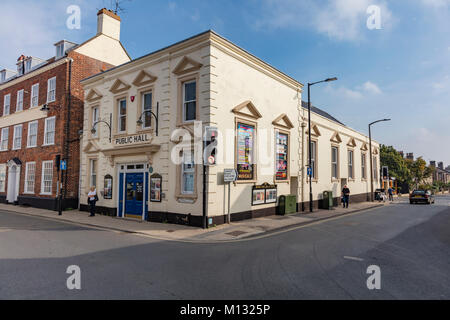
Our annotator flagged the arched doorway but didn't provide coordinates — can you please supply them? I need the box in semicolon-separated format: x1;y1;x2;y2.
6;158;21;204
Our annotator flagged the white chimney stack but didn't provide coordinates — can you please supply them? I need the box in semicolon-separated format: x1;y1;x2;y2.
97;8;121;41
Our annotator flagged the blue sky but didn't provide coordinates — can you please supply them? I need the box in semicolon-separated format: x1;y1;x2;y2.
1;0;449;165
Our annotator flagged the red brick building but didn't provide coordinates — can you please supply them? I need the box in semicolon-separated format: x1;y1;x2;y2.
0;9;130;210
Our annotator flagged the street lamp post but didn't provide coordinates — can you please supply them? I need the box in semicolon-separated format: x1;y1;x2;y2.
91;114;113;143
307;77;338;212
137;102;159;136
369;119;391;201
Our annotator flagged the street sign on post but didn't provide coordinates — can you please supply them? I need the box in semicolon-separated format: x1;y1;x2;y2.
60;160;67;171
224;169;237;224
307;167;313;177
224;169;238;183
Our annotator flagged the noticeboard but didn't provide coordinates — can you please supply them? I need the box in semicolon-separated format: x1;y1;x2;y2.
252;183;278;206
150;174;162;203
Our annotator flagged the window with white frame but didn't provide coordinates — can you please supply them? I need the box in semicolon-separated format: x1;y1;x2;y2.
118;99;127;133
3;94;11;116
27;121;38;147
310;140;317;180
90;159;97;187
181;150;195;194
92;107;99;138
361;153;367;180
44;117;55;145
182;81;196;122
142;92;152;128
16;90;24;112
47;77;56;103
24;162;36;194
31;83;39;107
348;150;354;179
373;156;378;180
41;161;53;195
13;124;22;150
0;164;6;192
331;146;339;179
0;127;9;151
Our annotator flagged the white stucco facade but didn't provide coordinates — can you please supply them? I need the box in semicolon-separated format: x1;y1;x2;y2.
79;31;380;227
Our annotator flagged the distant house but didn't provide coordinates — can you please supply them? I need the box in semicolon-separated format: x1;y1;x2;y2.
0;9;130;210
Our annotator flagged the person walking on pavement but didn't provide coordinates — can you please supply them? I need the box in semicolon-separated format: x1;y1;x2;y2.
388;187;394;202
87;186;98;217
342;185;350;208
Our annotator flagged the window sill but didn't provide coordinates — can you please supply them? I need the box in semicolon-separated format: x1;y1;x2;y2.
235;179;257;184
40;193;52;196
27;145;37;149
42;143;55;147
275;179;290;184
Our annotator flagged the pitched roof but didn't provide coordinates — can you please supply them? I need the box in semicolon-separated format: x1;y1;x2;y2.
302;101;345;126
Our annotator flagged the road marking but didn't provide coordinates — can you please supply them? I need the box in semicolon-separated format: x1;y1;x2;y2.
343;256;364;262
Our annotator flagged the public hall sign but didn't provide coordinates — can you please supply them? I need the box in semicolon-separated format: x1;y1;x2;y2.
114;134;151;146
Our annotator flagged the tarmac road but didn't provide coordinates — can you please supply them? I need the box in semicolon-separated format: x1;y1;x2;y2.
0;195;449;300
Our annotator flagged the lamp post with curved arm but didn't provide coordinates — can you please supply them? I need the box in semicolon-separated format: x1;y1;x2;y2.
307;77;338;212
91;113;112;143
137;102;159;136
369;119;391;201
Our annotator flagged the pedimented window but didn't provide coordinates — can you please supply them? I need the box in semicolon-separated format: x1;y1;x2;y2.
172;56;203;76
132;70;157;87
347;138;357;148
306;124;321;137
86;89;103;102
272;114;294;130
109;79;131;94
232;101;262;120
330;131;342;143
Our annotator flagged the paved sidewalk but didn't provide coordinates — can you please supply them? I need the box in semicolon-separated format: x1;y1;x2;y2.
0;201;386;243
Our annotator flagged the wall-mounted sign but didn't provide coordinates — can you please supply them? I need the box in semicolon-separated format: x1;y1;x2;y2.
103;174;113;199
114;134;150;146
150;173;162;202
131;96;135;103
252;183;278;206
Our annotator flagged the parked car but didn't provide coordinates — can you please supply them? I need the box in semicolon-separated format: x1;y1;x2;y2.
409;190;435;204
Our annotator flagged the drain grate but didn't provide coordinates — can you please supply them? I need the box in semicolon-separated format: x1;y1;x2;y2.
225;230;248;237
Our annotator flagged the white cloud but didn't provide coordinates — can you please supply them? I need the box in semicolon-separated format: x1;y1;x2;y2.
325;81;382;99
253;0;392;41
361;81;382;94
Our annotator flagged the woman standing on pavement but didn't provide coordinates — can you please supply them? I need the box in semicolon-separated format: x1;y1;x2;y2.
87;186;98;217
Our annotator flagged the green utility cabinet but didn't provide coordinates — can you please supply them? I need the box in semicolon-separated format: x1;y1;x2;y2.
321;191;334;210
277;195;297;215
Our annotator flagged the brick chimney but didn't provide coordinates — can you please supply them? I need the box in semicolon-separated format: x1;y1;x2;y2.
430;161;436;167
97;8;121;41
438;162;444;170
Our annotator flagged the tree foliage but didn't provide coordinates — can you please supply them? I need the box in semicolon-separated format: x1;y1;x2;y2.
380;145;410;185
380;145;435;190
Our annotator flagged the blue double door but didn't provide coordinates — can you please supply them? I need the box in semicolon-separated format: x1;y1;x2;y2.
119;172;149;219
